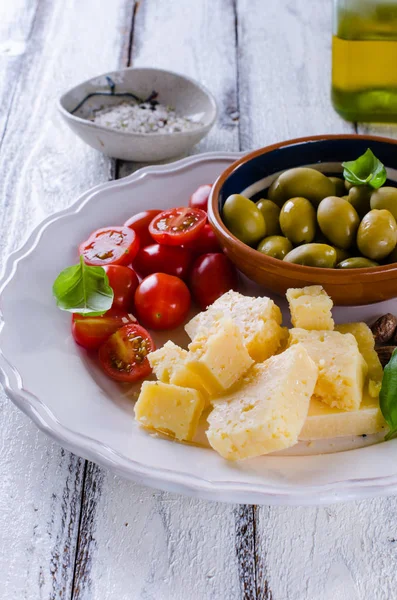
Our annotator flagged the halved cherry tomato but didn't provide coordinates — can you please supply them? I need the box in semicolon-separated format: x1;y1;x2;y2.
124;210;162;247
134;273;191;330
149;207;206;246
72;310;137;350
79;226;139;266
189;253;238;310
103;265;139;311
189;184;212;212
133;244;192;279
98;323;155;383
183;223;221;256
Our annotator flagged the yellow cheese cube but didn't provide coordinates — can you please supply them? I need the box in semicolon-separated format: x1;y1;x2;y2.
187;317;254;396
185;290;285;362
148;341;208;400
335;322;383;398
288;328;367;411
134;381;205;441
286;285;334;330
206;344;318;460
300;394;386;439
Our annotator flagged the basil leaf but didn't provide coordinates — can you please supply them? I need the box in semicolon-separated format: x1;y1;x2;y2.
52;256;113;316
342;148;387;189
380;348;397;441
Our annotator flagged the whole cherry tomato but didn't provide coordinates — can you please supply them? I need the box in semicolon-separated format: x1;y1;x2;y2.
183;223;221;256
134;273;191;330
103;265;139;311
189;184;212;212
124;210;162;247
189;253;238;310
98;323;155;383
149;207;207;246
72;310;137;350
133;244;192;280
79;227;139;266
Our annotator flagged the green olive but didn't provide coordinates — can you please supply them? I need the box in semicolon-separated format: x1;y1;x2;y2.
346;185;372;218
279;197;316;244
345;180;353;191
328;176;346;197
317;196;359;249
255;199;281;236
337;257;379;269
370;187;397;221
283;243;337;268
268;167;335;207
257;235;293;259
223;194;266;245
357;209;397;260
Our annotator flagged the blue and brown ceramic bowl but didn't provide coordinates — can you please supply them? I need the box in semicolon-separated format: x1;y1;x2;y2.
208;134;397;305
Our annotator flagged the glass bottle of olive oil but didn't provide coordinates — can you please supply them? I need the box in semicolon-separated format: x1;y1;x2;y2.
332;0;397;121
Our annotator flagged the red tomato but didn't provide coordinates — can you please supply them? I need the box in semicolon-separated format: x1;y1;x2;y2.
98;323;155;383
189;253;238;310
134;273;191;330
149;207;206;246
72;310;137;350
79;227;139;267
183;223;221;256
124;210;162;247
189;184;212;212
133;244;192;279
103;265;139;311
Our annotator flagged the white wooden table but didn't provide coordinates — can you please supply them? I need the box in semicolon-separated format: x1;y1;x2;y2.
1;1;397;598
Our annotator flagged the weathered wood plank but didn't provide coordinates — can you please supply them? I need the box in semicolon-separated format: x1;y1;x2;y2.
255;498;397;600
236;0;353;150
73;474;241;600
0;0;133;598
0;0;39;142
72;2;246;599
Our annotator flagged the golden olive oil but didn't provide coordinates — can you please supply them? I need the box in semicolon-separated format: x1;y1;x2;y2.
332;5;397;121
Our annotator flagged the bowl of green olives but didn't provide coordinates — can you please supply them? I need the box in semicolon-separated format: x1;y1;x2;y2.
208;134;397;305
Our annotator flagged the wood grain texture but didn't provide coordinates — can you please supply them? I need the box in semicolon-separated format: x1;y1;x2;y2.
0;0;39;143
236;0;353;149
0;0;133;598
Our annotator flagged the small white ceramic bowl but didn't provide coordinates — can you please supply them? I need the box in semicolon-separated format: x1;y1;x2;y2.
58;67;217;162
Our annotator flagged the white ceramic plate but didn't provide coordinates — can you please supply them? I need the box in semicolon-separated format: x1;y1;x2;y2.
1;152;397;506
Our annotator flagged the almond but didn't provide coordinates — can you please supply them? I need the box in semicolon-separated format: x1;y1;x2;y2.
371;313;397;344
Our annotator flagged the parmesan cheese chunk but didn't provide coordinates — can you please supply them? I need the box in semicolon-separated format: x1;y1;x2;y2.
288;328;367;411
134;381;205;441
185;290;285;362
148;341;208;400
335;322;383;398
286;285;334;331
300;394;386;439
206;344;318;460
187;317;254;395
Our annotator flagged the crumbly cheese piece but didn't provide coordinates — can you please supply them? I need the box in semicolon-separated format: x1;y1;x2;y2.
206;344;318;460
148;341;208;400
286;285;334;330
300;394;386;439
185;290;285;362
134;381;205;441
187;317;254;396
335;322;383;398
288;328;367;411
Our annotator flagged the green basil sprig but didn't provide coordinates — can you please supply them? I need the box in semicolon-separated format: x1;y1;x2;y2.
342;148;387;189
53;256;113;316
380;348;397;441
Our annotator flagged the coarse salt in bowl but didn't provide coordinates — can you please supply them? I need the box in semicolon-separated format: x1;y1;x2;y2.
58;67;217;162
